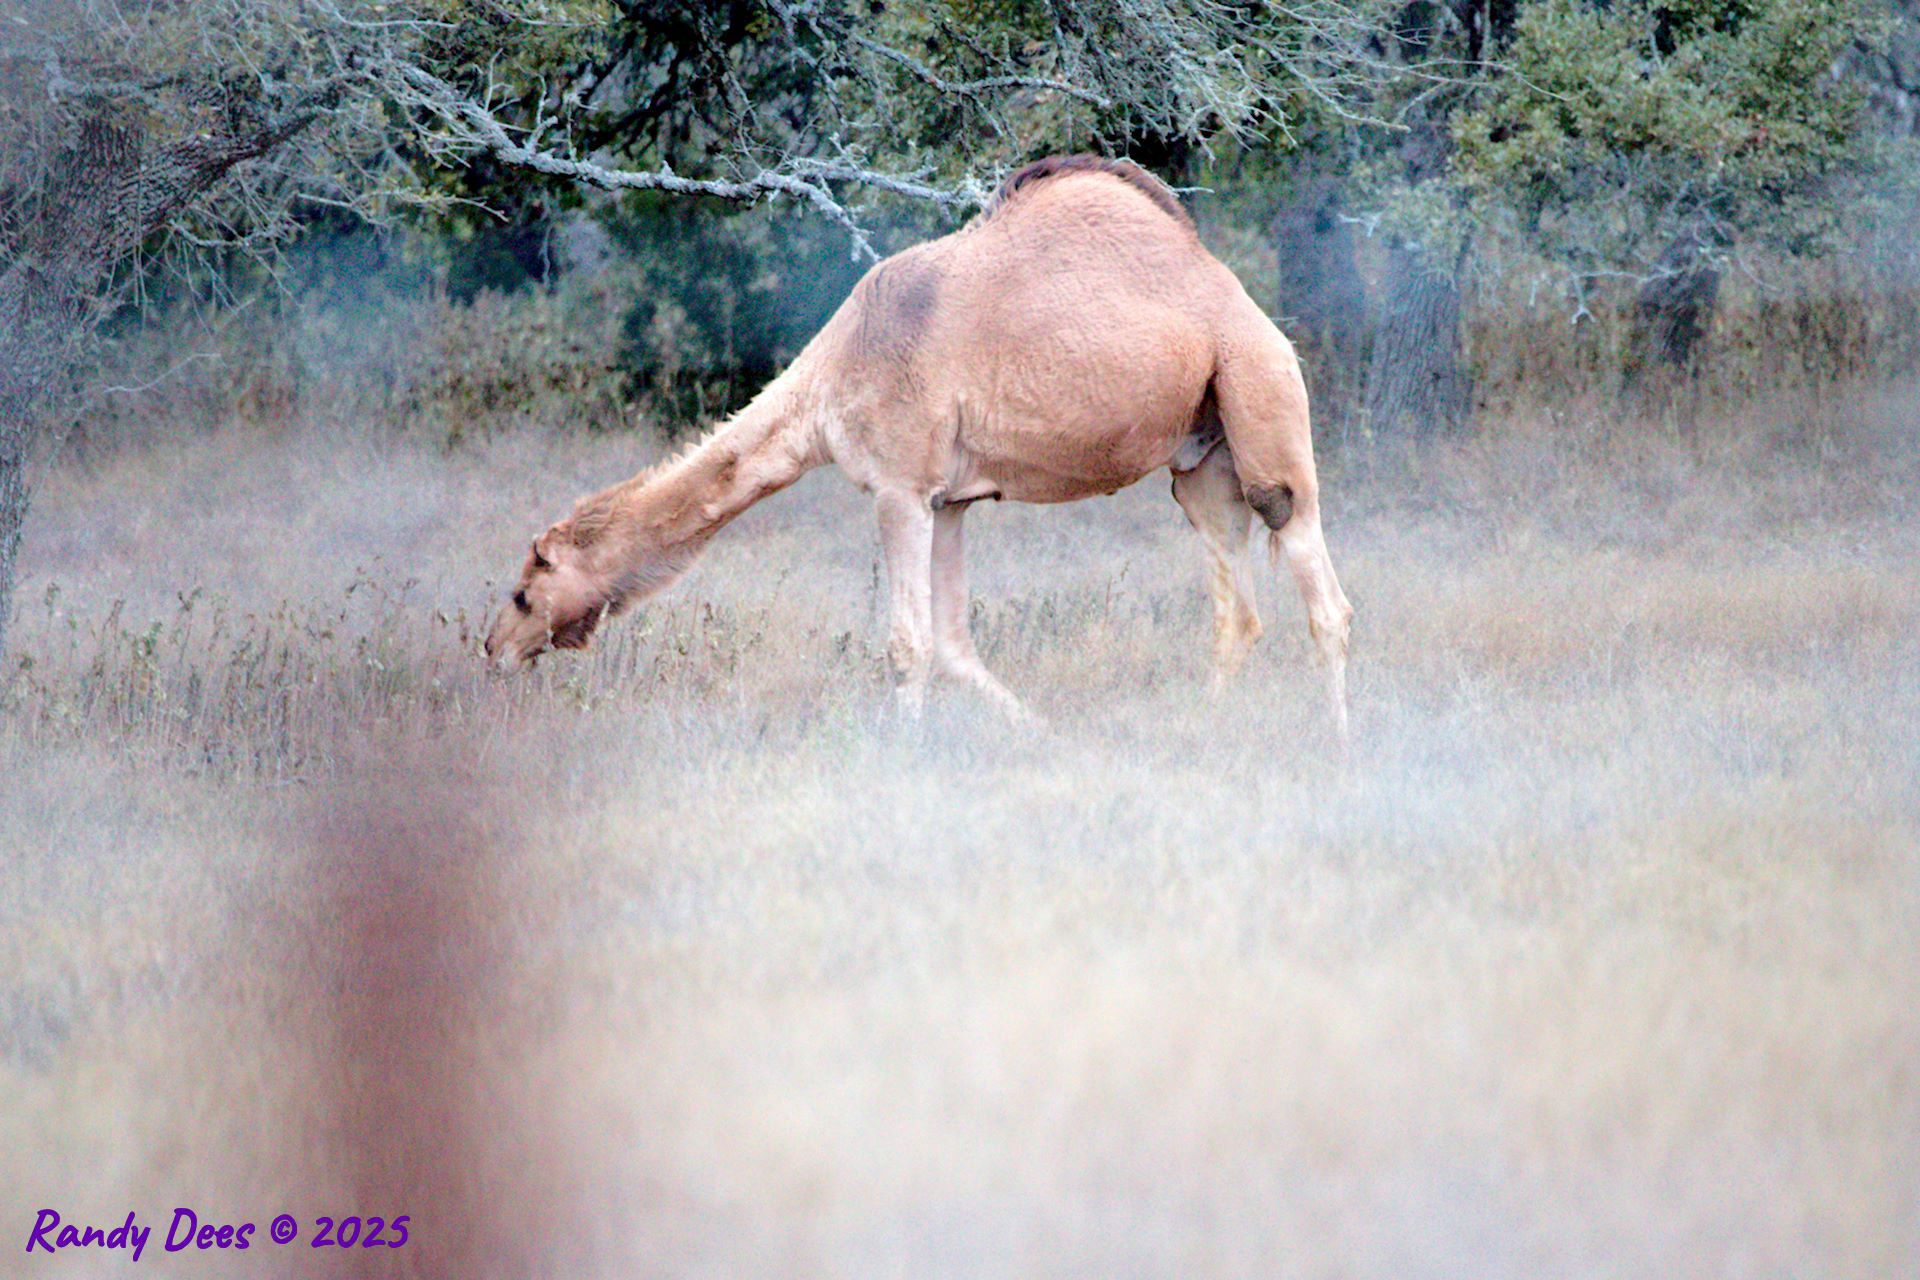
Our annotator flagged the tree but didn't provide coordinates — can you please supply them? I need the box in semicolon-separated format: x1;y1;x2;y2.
1361;84;1475;441
0;0;384;658
1841;0;1920;137
1256;138;1371;434
1446;0;1881;385
1351;0;1511;440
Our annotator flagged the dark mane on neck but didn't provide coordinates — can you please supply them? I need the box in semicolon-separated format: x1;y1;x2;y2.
981;155;1191;230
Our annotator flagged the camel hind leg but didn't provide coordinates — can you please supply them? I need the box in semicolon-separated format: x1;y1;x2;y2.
1170;442;1263;690
1210;320;1354;743
1273;510;1352;745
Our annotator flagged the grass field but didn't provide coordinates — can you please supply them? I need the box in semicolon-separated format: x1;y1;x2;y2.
2;393;1917;1277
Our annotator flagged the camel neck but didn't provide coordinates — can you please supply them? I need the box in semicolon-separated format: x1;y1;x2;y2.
576;370;823;600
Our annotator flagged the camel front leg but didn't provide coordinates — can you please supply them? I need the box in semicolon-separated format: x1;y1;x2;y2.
931;504;1035;723
875;488;935;716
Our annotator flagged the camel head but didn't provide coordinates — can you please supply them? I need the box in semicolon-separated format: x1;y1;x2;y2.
484;519;610;670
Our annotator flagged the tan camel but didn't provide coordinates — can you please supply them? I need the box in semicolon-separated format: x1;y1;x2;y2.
485;155;1353;735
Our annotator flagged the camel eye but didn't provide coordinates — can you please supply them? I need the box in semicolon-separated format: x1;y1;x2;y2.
513;589;531;613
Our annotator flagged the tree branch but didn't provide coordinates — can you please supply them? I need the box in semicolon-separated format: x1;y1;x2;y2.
378;58;975;260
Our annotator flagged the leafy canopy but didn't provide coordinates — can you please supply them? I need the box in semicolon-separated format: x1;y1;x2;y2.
1447;0;1882;273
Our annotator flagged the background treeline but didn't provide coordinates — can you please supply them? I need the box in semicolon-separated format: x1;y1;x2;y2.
73;161;1920;458
13;0;1919;438
59;0;1920;459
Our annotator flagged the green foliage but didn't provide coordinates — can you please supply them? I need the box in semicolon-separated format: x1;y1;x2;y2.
401;283;635;444
1448;0;1883;272
599;197;873;426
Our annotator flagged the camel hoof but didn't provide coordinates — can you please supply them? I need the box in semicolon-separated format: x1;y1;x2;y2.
1003;702;1048;733
892;684;928;719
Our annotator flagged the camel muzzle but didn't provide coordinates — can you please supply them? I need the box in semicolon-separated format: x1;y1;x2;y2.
482;617;536;673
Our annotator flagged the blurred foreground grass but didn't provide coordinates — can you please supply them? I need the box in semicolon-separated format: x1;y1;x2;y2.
1;394;1917;1277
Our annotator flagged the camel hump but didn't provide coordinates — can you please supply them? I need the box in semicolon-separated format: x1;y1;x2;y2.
983;154;1192;230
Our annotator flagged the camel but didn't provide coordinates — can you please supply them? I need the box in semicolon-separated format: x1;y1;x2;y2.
485;155;1353;735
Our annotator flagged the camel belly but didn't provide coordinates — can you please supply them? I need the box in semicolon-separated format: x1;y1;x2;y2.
972;453;1161;503
969;411;1198;503
961;316;1212;502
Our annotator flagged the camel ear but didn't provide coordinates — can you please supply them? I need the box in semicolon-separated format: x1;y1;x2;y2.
532;520;571;568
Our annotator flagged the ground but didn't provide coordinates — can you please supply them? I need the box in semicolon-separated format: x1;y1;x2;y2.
1;395;1916;1277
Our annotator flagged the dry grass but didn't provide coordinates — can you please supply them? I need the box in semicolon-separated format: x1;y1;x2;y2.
1;390;1917;1278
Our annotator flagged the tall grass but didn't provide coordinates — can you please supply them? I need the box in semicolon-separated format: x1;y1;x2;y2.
2;379;1916;1275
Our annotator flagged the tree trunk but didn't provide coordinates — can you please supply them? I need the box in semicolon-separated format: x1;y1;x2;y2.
0;259;89;664
1361;11;1474;444
1620;235;1722;423
0;431;27;662
1271;165;1368;436
1365;242;1470;440
0;103;316;662
1628;259;1721;377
